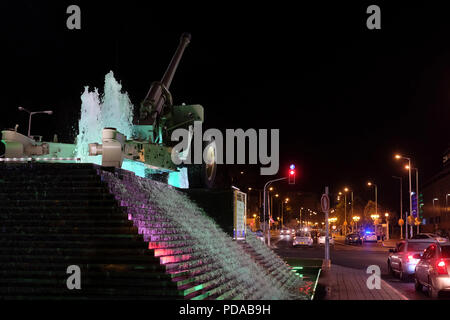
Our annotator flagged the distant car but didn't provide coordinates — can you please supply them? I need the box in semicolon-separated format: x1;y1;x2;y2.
364;231;378;242
388;239;436;281
414;242;450;298
345;233;363;245
293;231;313;247
411;233;448;243
280;228;290;235
318;234;334;246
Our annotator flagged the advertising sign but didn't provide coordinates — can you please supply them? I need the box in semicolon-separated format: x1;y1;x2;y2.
234;190;247;240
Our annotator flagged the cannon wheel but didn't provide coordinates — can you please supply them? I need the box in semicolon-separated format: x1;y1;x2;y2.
187;139;217;188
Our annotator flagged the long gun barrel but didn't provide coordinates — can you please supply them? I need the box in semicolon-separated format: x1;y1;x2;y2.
139;33;191;124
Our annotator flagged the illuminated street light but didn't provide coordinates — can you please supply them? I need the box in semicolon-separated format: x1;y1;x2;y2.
405;164;420;233
395;154;413;239
18;106;53;138
341;187;352;235
352;216;360;232
385;212;390;240
367;181;378;228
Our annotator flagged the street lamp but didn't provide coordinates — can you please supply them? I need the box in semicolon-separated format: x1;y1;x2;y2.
405;164;420;233
342;187;351;235
263;177;287;246
395;154;412;239
18;106;53;138
385;212;390;240
392;176;404;239
281;198;289;229
371;214;380;233
367;182;378;232
352;216;360;232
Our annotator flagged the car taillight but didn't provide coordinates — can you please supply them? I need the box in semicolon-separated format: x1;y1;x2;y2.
436;259;448;275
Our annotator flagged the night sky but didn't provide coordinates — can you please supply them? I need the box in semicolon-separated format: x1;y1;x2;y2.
1;1;449;213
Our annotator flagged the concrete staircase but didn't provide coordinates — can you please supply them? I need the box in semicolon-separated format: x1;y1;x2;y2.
0;163;181;300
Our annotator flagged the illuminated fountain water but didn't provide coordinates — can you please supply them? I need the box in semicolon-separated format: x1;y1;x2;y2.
75;71;134;164
75;71;187;187
98;168;309;300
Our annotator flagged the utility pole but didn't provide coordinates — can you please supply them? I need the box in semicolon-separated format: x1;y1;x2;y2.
322;187;331;270
263;178;287;247
393;176;403;239
415;168;419;234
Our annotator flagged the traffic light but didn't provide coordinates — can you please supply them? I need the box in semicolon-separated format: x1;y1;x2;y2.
288;164;296;184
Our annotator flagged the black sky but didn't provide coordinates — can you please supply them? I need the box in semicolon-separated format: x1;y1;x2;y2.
1;1;449;212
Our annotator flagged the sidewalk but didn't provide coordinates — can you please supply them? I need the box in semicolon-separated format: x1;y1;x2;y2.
319;264;408;300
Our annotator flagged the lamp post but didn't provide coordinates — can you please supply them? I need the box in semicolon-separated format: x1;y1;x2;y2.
299;207;303;229
352;216;360;232
392;176;403;239
343;187;350;235
395;154;412;239
371;214;380;236
18;106;53;138
405;165;420;234
281;198;289;229
385;212;390;240
263;178;286;247
367;182;378;231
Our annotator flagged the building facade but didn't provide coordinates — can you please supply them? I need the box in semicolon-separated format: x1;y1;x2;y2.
422;148;450;235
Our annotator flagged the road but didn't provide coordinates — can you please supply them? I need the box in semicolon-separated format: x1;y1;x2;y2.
272;234;444;300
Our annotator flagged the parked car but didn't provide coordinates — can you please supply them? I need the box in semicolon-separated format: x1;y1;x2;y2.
388;239;436;281
293;231;313;247
318;234;334;246
364;231;378;242
345;233;363;245
411;233;448;243
414;242;450;298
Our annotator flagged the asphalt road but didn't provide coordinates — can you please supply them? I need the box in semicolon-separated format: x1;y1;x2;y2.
272;234;446;300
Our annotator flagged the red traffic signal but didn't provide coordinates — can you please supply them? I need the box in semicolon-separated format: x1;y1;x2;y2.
288;165;296;184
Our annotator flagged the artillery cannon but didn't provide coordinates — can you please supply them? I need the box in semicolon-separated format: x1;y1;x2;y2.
89;33;217;188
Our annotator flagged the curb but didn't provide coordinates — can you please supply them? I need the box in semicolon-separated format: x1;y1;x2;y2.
380;279;409;300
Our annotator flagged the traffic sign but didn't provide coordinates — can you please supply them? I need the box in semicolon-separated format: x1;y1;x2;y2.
321;194;330;212
398;218;404;226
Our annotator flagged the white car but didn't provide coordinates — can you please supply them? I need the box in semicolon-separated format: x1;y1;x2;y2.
318;235;334;246
280;228;290;236
414;242;450;298
411;233;448;243
293;231;313;247
364;231;378;242
388;239;435;280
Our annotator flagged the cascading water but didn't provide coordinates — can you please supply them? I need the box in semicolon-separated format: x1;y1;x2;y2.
75;71;134;164
98;168;310;300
